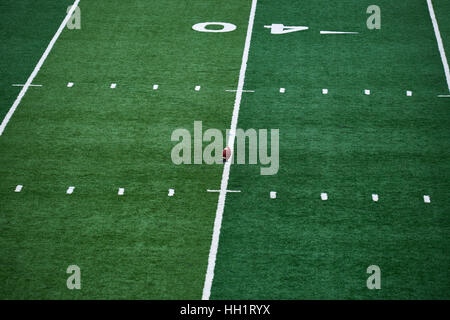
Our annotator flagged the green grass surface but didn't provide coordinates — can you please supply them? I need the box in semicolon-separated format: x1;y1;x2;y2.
212;0;450;299
0;0;250;299
0;0;449;299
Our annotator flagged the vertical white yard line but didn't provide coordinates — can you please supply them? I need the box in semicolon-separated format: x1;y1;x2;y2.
427;0;450;92
202;0;258;301
0;0;81;136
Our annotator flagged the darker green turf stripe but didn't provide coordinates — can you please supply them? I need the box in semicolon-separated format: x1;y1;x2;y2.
0;0;73;119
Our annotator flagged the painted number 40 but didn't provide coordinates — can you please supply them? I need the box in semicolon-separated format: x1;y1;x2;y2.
192;22;308;34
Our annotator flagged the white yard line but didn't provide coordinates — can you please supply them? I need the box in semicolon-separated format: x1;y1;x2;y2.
0;0;81;136
202;0;258;301
427;0;450;92
320;31;358;34
12;84;42;87
225;89;255;93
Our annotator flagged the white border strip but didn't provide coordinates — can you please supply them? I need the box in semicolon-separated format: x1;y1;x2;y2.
0;0;81;136
427;0;450;92
202;0;258;301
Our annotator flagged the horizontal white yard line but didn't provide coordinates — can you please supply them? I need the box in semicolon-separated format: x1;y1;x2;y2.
12;84;42;87
438;95;450;97
207;189;241;193
0;0;81;136
225;89;255;93
320;31;358;34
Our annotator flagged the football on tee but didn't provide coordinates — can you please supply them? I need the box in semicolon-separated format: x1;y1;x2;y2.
223;146;231;162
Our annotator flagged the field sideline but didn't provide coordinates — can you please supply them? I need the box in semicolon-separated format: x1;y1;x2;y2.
0;0;449;299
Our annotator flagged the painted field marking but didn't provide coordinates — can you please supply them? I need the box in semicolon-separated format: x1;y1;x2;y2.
202;0;258;301
110;83;117;89
270;191;277;199
12;84;42;87
438;95;450;98
195;85;201;91
67;82;74;87
320;31;358;35
0;0;80;136
427;0;450;92
264;24;308;34
168;188;175;196
406;90;413;96
226;89;255;93
207;189;241;193
322;88;328;95
118;188;125;196
66;186;75;194
372;194;379;202
280;88;286;93
321;193;328;201
364;89;371;95
424;195;431;203
153;84;159;90
15;185;23;192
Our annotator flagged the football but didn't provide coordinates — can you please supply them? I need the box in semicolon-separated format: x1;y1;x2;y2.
222;146;231;162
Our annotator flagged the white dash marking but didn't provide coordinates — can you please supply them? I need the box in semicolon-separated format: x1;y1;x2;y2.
67;82;74;88
168;188;175;197
364;89;371;95
322;89;328;95
0;0;80;136
320;31;359;35
270;191;277;199
424;195;431;203
15;185;23;192
153;84;159;90
66;186;75;194
438;95;450;98
372;194;379;202
118;188;125;195
195;85;201;91
406;90;412;96
280;88;285;93
202;0;258;301
225;89;255;93
12;84;42;87
321;193;328;201
110;83;117;89
427;0;450;92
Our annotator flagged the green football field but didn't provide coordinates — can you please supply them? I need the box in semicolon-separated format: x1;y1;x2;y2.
0;0;449;299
